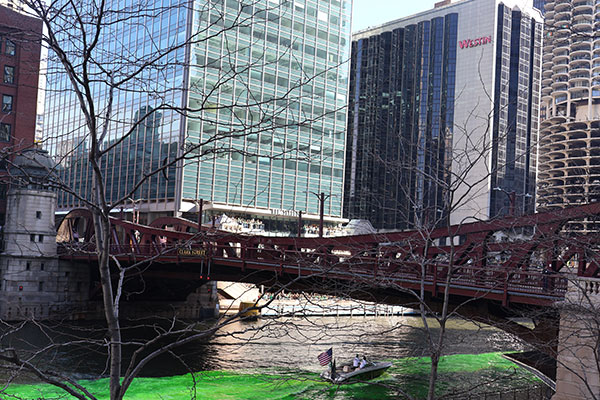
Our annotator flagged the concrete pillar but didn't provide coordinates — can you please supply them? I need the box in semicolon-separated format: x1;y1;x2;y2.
0;186;90;320
3;188;57;257
553;277;600;400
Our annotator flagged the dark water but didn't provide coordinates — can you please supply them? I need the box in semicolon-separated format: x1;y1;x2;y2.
3;315;540;399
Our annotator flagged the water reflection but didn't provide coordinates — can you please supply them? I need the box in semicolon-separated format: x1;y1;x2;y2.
2;316;526;380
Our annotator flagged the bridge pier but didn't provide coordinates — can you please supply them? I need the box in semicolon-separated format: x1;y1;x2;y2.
86;281;220;320
0;149;92;320
553;277;600;400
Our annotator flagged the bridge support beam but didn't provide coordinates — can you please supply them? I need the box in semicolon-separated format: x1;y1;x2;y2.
553;277;600;400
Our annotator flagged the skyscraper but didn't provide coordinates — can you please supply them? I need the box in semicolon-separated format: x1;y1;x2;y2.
344;0;542;230
538;0;600;232
44;0;351;229
533;0;545;13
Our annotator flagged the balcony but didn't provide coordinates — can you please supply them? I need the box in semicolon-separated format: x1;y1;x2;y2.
569;81;590;88
574;0;594;8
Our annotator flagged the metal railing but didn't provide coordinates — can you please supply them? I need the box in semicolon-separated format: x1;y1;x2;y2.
442;385;552;400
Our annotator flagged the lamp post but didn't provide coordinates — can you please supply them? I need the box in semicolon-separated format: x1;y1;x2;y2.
493;188;532;216
197;198;204;231
127;197;141;224
493;187;516;216
310;192;332;238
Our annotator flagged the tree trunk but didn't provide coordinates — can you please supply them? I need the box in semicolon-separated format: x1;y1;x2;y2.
93;210;122;400
427;352;440;400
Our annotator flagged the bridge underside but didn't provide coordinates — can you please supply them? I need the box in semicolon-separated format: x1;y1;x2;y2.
70;255;560;355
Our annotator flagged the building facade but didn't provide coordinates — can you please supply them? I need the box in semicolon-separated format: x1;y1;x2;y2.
534;0;545;12
344;0;543;230
0;6;41;223
537;0;600;233
43;0;351;231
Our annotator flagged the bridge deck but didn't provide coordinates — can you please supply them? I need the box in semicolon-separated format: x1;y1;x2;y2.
57;203;600;308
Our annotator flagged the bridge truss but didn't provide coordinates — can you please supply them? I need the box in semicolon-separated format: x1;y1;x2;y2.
56;203;600;309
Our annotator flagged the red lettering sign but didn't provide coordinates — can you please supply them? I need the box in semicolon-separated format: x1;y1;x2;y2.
458;36;492;49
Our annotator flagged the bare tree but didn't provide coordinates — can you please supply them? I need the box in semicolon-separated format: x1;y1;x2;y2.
0;0;352;399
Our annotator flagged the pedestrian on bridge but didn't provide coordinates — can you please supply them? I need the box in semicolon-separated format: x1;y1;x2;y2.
542;267;551;292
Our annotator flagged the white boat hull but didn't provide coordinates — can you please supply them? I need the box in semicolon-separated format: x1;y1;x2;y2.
320;361;392;384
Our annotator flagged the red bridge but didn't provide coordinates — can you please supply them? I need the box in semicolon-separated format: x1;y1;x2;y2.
56;203;600;311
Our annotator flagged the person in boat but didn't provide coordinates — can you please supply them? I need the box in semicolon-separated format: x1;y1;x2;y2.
353;354;360;368
359;356;368;369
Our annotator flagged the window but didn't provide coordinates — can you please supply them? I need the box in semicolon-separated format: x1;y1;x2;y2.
0;123;10;141
3;66;14;84
30;234;35;242
40;262;44;270
38;235;43;243
38;281;43;292
26;261;30;270
2;95;12;112
5;40;15;56
36;211;42;219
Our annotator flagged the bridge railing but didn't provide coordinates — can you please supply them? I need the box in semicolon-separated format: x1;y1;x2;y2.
208;242;569;300
57;235;569;303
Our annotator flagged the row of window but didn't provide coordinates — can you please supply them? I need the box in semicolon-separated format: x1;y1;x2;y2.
3;66;14;84
0;123;10;142
0;38;15;57
2;94;12;112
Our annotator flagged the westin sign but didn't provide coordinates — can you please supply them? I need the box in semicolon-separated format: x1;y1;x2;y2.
459;36;492;49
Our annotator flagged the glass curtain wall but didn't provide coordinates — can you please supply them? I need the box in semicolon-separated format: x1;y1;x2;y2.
45;0;184;208
489;6;542;217
184;0;350;218
45;0;351;219
344;14;457;230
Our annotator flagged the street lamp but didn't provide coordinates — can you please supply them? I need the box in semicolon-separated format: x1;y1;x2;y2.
522;193;533;215
310;192;332;237
492;188;532;216
127;197;141;224
196;198;205;231
493;187;516;216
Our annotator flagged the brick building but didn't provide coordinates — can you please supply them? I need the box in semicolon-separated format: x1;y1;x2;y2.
0;5;42;222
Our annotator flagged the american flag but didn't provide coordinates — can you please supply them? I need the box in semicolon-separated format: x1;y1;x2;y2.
317;348;333;366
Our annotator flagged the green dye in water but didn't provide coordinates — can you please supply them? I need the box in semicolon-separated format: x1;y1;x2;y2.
4;352;541;400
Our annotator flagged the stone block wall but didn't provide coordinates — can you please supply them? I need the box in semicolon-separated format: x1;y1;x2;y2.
553;278;600;400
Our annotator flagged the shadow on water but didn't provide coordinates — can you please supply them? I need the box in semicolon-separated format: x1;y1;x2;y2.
1;315;542;399
1;315;526;378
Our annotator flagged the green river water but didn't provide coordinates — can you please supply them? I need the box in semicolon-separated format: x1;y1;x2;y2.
6;352;540;399
1;316;543;399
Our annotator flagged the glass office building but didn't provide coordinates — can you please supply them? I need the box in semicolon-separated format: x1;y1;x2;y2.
44;0;351;227
533;0;545;13
344;0;542;230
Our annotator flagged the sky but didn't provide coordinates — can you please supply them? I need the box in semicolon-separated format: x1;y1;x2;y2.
351;0;440;32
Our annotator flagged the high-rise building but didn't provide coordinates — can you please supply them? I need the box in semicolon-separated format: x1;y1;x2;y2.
0;5;42;223
538;0;600;232
344;0;543;230
0;0;24;12
44;0;351;231
533;0;545;13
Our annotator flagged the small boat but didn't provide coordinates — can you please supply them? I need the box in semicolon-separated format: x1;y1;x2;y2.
320;360;392;384
239;301;260;320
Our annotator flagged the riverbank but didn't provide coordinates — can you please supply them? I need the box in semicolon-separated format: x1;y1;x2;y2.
5;352;544;400
261;300;418;317
222;298;419;317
